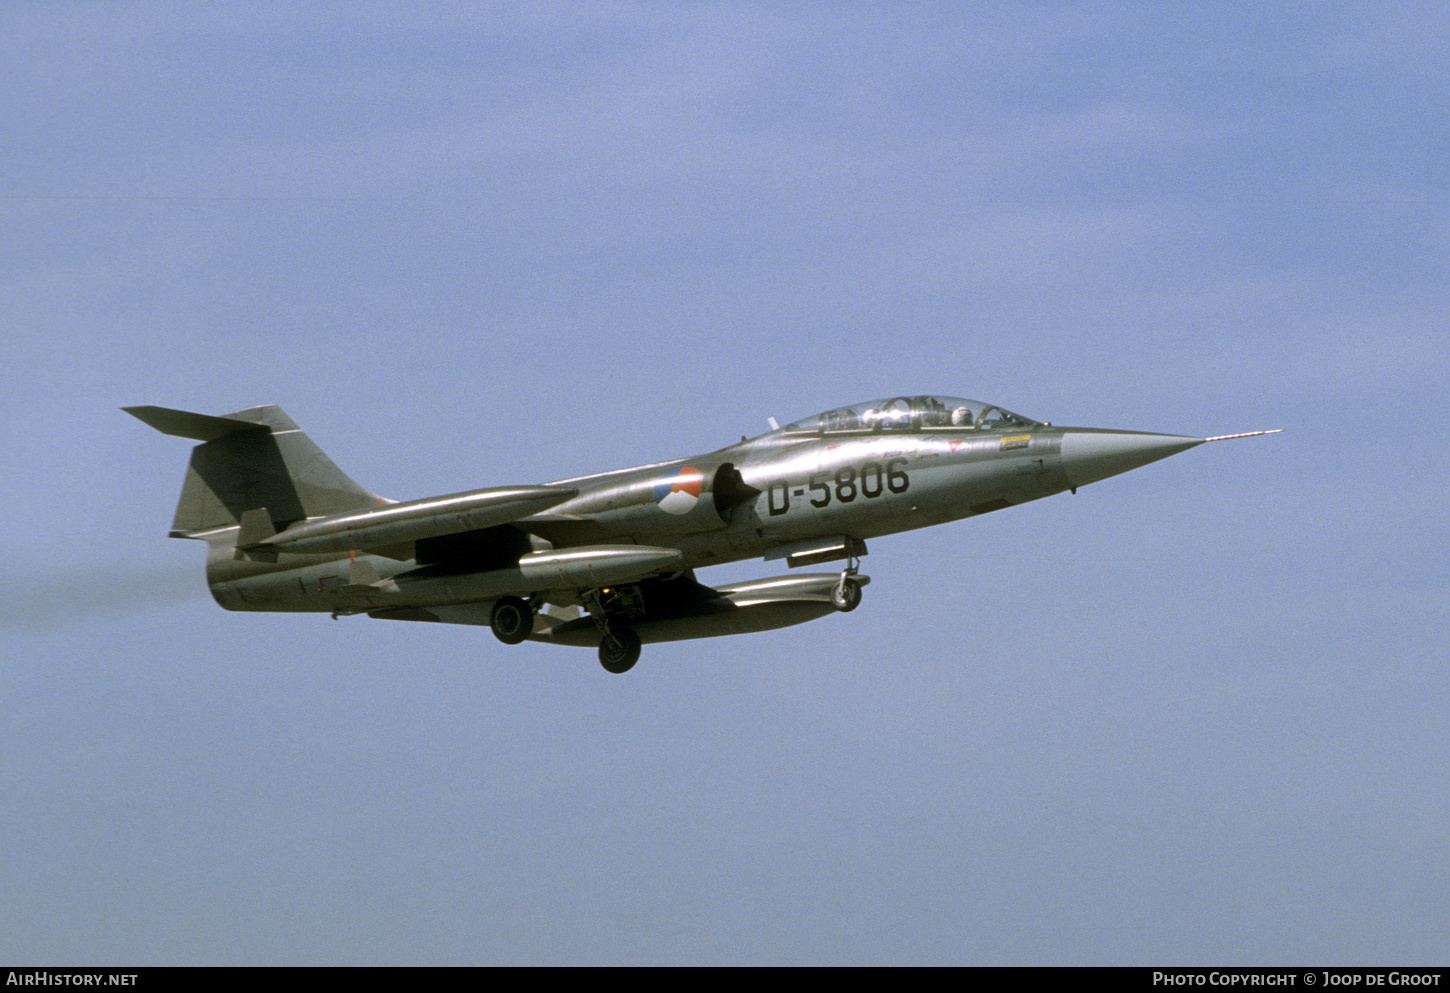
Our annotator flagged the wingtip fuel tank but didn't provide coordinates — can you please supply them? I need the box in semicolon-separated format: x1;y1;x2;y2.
253;486;580;557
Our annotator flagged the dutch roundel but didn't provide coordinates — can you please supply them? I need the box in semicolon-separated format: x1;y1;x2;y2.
653;466;705;515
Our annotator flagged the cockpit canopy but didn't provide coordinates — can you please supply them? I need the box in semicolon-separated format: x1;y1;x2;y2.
781;395;1039;435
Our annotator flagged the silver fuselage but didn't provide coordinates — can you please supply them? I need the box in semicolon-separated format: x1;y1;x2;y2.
204;420;1184;616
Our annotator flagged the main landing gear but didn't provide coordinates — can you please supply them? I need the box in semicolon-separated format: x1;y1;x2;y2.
597;628;642;674
489;595;534;645
582;588;641;674
489;589;642;674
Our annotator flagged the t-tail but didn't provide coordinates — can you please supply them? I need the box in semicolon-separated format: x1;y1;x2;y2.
123;405;385;540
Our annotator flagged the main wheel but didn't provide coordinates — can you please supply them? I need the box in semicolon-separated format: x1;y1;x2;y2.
490;596;534;645
831;577;863;612
598;628;642;674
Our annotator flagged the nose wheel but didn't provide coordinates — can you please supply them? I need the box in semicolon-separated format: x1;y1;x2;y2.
832;556;865;612
832;575;863;612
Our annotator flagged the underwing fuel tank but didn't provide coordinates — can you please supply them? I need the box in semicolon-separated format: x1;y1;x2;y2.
381;545;688;605
512;546;686;589
529;572;868;647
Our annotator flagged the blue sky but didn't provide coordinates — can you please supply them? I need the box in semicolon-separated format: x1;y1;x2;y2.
3;2;1446;965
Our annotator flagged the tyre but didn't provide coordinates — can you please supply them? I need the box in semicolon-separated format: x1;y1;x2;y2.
490;596;534;645
831;577;862;612
598;628;642;674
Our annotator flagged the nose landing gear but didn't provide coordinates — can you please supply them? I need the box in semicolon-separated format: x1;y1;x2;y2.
832;555;865;612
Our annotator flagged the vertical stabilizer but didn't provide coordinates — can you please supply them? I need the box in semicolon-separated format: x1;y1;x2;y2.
124;405;384;537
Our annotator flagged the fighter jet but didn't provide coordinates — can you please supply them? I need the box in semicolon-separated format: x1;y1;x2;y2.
126;396;1278;673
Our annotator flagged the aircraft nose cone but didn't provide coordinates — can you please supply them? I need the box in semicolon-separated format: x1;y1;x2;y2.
1059;430;1204;489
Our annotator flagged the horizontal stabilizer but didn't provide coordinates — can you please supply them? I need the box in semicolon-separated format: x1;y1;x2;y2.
123;406;270;441
125;402;384;537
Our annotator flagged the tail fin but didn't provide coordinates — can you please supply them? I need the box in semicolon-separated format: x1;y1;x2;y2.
124;405;384;538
